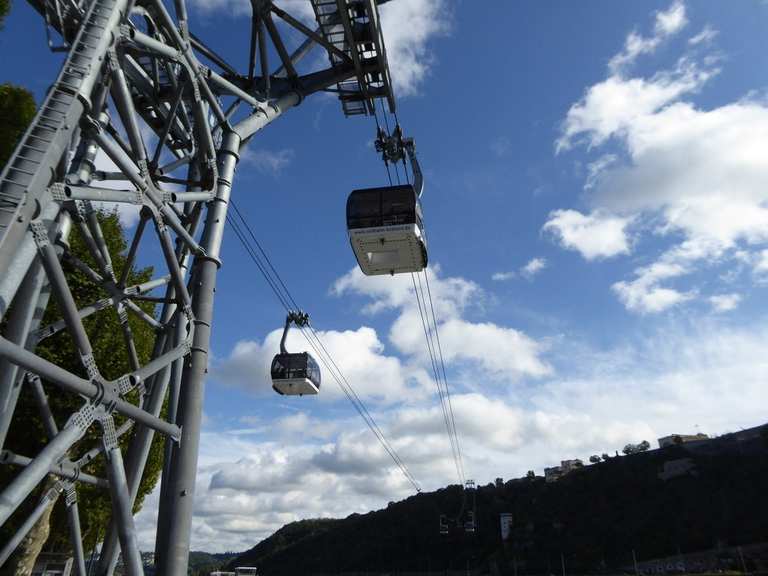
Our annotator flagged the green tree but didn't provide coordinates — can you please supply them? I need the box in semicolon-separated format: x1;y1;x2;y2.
1;211;164;570
0;83;35;165
0;0;10;28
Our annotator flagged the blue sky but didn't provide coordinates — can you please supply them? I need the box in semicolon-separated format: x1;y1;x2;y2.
4;0;768;553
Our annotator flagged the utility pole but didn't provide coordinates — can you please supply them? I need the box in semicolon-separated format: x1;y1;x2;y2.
738;546;748;575
632;549;640;576
0;0;398;574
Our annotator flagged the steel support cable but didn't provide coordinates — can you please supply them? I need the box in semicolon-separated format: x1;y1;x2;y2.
378;99;402;185
393;110;411;184
413;272;463;485
372;102;393;186
411;272;462;484
422;269;465;483
224;206;422;492
230;200;300;312
300;323;413;482
391;105;466;485
297;325;421;491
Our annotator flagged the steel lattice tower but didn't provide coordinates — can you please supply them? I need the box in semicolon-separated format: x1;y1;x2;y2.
0;0;396;573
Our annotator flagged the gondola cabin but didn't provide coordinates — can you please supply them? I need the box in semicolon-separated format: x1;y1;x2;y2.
346;184;427;276
271;352;321;396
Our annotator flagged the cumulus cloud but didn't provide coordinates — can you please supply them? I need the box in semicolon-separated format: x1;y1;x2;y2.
612;261;694;314
688;25;718;46
520;257;547;279
377;0;449;96
135;318;768;552
709;293;741;313
492;271;515;282
608;1;687;75
550;2;768;314
213;324;428;404
333;267;551;380
241;148;295;175
557;57;716;151
492;259;547;282
543;209;632;260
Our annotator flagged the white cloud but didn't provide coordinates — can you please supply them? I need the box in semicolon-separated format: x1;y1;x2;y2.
135;318;768;552
240;148;295;175
543;209;632;260
213;324;428;404
709;293;741;313
332;267;551;380
378;0;449;96
551;3;768;314
491;271;515;282
689;26;718;46
608;1;687;75
754;249;768;276
557;58;716;151
520;257;547;279
612;261;694;314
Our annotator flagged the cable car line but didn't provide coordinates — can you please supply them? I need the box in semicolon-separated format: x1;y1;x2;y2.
411;272;463;485
225;201;422;493
373;110;467;486
361;114;468;488
423;269;465;483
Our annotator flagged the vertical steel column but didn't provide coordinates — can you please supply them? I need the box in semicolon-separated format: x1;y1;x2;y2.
103;417;144;576
65;488;88;576
155;130;241;575
0;261;46;450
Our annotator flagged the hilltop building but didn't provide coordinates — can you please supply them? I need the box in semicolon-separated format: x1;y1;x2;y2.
658;433;709;448
544;459;583;482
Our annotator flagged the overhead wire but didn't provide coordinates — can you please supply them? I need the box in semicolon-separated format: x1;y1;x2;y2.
386;103;466;487
226;199;422;493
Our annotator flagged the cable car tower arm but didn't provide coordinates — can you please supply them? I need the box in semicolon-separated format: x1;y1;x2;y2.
0;0;396;574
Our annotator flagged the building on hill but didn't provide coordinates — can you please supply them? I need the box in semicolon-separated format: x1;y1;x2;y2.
658;433;709;448
561;459;583;472
544;459;584;482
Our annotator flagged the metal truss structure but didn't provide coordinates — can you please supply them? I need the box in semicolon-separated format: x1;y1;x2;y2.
0;0;396;573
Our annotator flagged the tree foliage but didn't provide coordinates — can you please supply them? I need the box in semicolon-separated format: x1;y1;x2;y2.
0;0;9;28
1;211;164;555
0;83;35;165
622;440;651;456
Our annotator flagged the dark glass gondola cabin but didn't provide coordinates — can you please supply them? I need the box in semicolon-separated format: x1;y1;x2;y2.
346;184;427;276
271;352;321;396
271;311;321;396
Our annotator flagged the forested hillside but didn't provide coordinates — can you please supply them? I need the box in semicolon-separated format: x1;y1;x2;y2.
229;425;768;575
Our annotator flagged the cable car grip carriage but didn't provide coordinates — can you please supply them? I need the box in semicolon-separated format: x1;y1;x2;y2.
271;311;321;396
346;127;427;276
